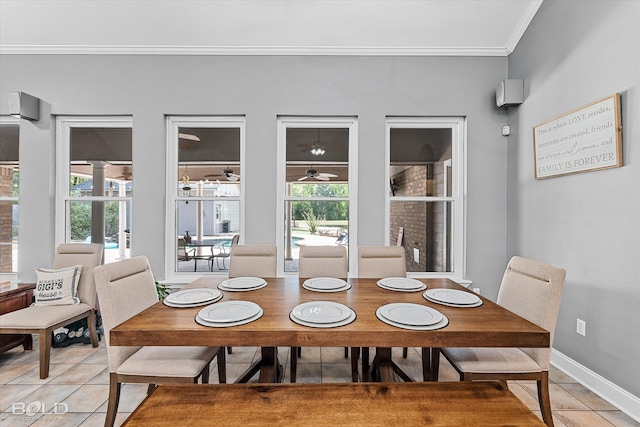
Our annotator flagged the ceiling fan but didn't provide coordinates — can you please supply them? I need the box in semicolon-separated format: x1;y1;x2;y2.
178;132;200;150
223;168;240;182
204;166;240;182
298;168;337;181
114;165;132;181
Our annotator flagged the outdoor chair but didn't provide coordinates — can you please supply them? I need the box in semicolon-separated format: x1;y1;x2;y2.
177;237;197;271
209;234;239;271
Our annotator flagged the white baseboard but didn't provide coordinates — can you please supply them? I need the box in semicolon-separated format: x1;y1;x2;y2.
551;349;640;422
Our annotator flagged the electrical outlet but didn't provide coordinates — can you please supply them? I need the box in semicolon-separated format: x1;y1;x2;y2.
472;287;480;294
576;318;586;336
413;248;420;263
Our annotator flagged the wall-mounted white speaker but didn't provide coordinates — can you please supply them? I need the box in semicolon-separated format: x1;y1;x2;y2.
9;91;40;121
496;79;524;107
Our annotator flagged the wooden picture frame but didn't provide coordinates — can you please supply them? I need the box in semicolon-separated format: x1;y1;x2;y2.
533;94;622;179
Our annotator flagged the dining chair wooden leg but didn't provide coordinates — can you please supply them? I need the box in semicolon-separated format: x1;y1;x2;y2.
39;329;52;379
217;347;227;384
290;347;298;383
105;374;122;427
538;371;554;427
421;348;433;381
362;347;370;382
402;347;408;358
351;347;360;382
344;347;349;358
202;363;210;383
430;348;441;381
87;310;99;347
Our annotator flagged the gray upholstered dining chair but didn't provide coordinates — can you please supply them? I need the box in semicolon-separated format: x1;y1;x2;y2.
357;246;408;381
357;246;406;279
0;243;103;379
94;256;226;427
432;256;566;427
293;245;348;382
298;245;348;279
228;244;277;278
226;244;277;380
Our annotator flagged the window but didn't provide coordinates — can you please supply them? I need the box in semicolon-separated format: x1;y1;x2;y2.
56;117;133;263
166;116;244;277
0;117;19;278
386;117;466;278
277;117;357;275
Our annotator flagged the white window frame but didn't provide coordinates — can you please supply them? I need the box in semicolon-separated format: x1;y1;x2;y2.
276;116;358;277
0;116;20;281
385;117;467;280
55;116;133;249
165;116;246;282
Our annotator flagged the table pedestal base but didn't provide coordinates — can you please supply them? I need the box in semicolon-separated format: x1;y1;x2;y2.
368;347;434;382
235;347;284;383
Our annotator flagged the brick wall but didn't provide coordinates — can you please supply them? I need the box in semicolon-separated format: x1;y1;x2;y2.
390;165;429;272
0;167;13;272
390;161;448;272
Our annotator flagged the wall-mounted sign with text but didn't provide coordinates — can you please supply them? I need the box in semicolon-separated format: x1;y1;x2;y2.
533;94;622;179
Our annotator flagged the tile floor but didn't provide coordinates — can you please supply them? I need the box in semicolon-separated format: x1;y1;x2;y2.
1;337;638;426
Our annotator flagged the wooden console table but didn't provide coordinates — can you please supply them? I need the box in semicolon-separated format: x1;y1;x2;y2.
0;282;35;354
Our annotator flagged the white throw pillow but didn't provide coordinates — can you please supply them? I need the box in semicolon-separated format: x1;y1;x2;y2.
33;265;82;306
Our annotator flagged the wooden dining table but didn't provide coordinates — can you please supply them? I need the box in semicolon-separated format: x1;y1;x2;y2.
109;277;549;383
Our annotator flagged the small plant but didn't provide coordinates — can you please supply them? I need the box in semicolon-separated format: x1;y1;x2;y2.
302;210;323;234
155;280;170;300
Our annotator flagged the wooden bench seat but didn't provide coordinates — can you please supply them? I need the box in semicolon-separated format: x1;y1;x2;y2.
123;381;544;426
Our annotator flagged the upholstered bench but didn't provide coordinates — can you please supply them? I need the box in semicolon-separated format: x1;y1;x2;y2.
123;381;544;426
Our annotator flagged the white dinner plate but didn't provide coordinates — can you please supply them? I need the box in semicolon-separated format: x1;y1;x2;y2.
195;308;263;328
302;282;351;293
424;288;481;305
289;310;356;328
376;307;449;331
219;277;266;289
197;301;262;323
164;288;222;305
218;277;267;292
423;293;483;308
303;277;350;291
377;282;426;293
377;277;426;291
163;293;222;308
218;282;267;292
291;301;352;324
378;303;443;326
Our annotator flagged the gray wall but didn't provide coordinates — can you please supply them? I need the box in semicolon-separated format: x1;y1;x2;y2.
507;0;640;397
0;55;509;290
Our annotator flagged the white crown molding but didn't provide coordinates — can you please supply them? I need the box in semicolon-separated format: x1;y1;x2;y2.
551;349;640;422
505;0;544;54
0;45;511;57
